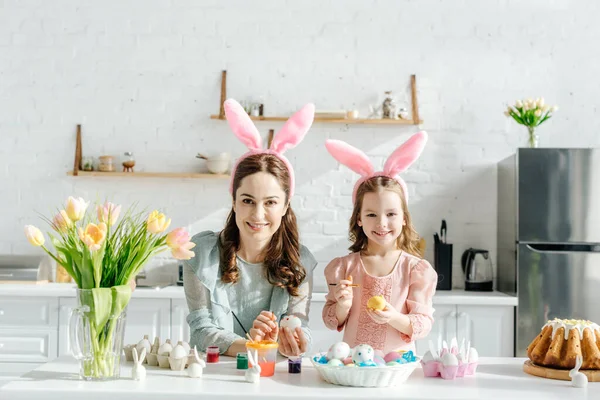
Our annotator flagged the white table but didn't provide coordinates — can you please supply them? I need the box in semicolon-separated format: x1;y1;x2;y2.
1;356;598;399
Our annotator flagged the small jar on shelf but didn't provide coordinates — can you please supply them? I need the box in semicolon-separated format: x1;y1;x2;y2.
98;155;115;172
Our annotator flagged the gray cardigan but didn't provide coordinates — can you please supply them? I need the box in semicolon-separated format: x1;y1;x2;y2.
183;230;317;354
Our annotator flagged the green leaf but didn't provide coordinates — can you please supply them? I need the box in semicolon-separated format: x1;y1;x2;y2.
111;285;132;317
91;288;112;329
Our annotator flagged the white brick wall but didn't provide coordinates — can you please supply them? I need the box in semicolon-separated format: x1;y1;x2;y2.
2;0;599;291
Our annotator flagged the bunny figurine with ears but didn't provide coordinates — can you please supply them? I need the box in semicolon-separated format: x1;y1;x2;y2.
245;349;261;383
131;347;147;381
224;99;315;198
325;131;428;203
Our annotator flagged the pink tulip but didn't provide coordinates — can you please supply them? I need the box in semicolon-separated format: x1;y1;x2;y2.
97;202;121;226
171;242;196;260
52;210;73;232
166;228;191;249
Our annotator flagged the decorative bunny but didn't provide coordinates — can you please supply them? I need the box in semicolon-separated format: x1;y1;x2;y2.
245;349;261;383
569;355;588;388
325;131;428;203
187;346;206;378
131;347;147;381
223;99;315;197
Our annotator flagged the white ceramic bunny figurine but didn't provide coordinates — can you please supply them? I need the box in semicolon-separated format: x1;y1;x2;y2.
187;346;206;378
569;355;588;388
245;350;261;383
132;347;147;381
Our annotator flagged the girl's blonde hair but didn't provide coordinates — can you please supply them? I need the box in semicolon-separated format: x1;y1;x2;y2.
349;176;421;256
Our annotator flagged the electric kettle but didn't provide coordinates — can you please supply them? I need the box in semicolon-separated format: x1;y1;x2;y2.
461;248;493;291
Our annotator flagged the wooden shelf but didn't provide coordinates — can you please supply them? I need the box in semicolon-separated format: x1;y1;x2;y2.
67;171;230;179
210;70;423;125
210;115;421;125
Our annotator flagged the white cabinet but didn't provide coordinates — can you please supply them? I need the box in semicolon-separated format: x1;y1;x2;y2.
415;305;514;357
170;299;190;344
0;297;58;363
58;298;171;356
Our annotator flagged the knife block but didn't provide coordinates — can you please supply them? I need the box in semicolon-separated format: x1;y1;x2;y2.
433;241;452;290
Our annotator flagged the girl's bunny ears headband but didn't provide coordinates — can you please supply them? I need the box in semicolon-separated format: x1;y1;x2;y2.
325;131;428;204
224;99;315;198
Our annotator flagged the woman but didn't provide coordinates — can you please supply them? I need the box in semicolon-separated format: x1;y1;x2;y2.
183;99;316;357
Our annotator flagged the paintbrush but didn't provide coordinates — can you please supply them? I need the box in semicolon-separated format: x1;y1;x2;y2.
329;283;360;287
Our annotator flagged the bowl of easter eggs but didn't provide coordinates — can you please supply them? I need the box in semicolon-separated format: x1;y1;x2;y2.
310;342;419;387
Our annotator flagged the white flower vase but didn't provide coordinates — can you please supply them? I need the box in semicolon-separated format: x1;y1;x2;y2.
527;126;539;148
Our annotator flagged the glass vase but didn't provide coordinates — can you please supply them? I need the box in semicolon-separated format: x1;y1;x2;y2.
527;126;539;148
69;288;128;380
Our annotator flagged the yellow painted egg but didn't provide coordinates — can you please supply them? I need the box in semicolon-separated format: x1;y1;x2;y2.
367;295;386;311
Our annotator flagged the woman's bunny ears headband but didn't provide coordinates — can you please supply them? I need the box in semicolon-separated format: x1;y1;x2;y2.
224;99;315;198
325;131;428;204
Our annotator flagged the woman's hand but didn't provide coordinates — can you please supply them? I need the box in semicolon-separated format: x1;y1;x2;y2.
366;301;400;325
249;311;278;342
279;326;308;357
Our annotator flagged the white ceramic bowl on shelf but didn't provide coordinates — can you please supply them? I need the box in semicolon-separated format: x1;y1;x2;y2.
310;353;420;387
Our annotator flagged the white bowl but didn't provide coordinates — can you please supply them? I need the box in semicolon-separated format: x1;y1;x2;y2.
206;159;229;174
310;353;419;387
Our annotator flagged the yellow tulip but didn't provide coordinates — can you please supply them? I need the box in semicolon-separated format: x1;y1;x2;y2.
97;202;121;226
78;222;107;251
24;225;45;247
146;210;171;234
52;210;73;232
65;196;89;222
171;242;196;260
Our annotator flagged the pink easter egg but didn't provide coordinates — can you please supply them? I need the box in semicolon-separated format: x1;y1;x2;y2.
384;351;402;363
373;355;386;366
342;357;353;365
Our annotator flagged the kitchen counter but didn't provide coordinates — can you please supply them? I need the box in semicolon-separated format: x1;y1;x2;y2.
0;283;518;306
0;356;595;399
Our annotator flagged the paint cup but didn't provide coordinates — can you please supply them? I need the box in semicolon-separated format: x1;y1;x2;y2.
246;340;279;377
206;346;220;363
288;358;302;373
237;352;248;369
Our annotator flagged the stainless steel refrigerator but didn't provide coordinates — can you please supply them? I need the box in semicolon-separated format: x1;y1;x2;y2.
497;148;600;356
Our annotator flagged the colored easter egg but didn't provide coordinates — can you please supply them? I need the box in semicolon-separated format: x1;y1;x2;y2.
384;351;402;363
352;344;375;364
342;357;354;365
326;342;351;361
280;315;302;330
367;295;386;310
373;355;386;366
327;359;344;367
386;361;400;367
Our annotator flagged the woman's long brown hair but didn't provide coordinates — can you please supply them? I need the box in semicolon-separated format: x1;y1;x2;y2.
349;176;421;257
219;154;306;296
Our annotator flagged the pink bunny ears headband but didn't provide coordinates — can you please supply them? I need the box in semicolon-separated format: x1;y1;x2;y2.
325;131;428;204
224;99;315;198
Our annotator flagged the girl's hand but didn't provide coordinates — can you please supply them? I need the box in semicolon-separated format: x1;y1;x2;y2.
249;311;278;342
366;301;400;325
333;276;354;311
279;326;308;357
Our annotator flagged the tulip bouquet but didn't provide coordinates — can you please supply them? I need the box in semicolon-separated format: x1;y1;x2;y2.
505;97;558;148
24;197;195;380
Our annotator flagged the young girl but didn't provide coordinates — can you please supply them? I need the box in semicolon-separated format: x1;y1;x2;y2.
184;99;317;357
322;131;438;354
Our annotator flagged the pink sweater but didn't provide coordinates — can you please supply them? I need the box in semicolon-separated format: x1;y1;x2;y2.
322;251;437;354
